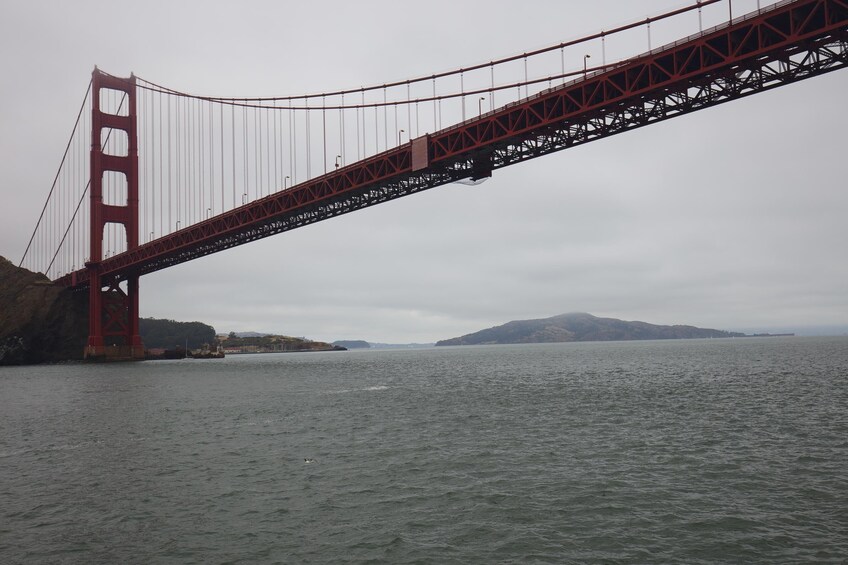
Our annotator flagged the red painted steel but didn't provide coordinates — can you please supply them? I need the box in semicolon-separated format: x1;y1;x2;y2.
54;0;847;294
427;0;848;163
85;69;144;359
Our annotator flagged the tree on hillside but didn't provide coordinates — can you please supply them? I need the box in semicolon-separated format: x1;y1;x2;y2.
140;318;216;349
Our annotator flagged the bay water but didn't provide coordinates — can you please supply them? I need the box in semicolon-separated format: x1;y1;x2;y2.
1;337;846;563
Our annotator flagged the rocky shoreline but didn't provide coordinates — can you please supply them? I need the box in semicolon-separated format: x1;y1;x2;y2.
0;257;88;366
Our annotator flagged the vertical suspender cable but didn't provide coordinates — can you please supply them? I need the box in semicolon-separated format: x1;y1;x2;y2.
647;19;652;50
168;93;172;235
206;101;215;214
406;84;411;142
231;103;236;208
255;106;260;196
306;98;311;179
194;97;198;220
358;89;363;160
187;97;193;225
20;80;91;269
199;98;205;218
490;64;495;111
198;99;204;218
220;103;225;209
383;88;388;150
322;96;327;174
56;134;62;273
243;103;248;202
277;105;283;189
192;98;197;223
159;90;164;240
196;98;201;221
602;33;607;68
47;89;126;275
523;57;528;98
560;48;565;85
265;106;271;193
432;78;437;134
184;96;189;226
291;105;297;185
461;71;466;121
176;94;181;231
70;107;76;266
273;103;278;190
142;88;147;240
209;101;214;215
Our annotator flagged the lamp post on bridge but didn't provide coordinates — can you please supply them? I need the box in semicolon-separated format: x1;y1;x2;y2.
583;54;591;78
397;129;405;146
335;155;342;169
284;175;290;189
478;97;486;117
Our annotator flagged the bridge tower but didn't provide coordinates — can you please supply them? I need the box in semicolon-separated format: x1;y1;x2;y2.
84;68;144;359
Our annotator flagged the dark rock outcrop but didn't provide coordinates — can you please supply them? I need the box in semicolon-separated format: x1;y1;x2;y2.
0;257;88;365
436;312;744;346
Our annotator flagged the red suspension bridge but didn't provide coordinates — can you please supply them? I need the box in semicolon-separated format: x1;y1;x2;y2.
18;0;848;359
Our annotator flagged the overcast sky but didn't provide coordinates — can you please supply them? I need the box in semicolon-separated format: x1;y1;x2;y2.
1;1;846;342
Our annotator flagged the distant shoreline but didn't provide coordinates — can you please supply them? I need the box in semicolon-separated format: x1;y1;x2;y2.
222;347;345;356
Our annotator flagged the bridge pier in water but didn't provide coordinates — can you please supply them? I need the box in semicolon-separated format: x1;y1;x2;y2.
84;69;144;360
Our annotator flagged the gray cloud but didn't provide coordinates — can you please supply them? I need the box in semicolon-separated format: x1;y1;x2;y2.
2;1;846;342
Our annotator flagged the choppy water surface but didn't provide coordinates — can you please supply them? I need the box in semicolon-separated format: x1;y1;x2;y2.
1;337;847;564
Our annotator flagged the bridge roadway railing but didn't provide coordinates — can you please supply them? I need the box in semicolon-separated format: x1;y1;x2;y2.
54;0;848;290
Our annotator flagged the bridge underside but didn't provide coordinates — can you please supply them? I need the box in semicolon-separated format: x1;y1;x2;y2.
56;0;848;290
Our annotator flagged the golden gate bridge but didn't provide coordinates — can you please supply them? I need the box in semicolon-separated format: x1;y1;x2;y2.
17;0;848;358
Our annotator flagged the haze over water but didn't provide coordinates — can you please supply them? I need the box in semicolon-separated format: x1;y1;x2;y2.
1;337;846;563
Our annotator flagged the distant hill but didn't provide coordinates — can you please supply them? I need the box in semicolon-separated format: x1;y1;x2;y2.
332;340;371;349
436;312;744;346
369;342;434;349
234;331;271;338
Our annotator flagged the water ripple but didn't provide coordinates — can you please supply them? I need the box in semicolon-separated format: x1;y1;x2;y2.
1;337;847;563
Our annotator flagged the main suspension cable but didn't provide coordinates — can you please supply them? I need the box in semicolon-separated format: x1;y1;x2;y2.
131;0;723;105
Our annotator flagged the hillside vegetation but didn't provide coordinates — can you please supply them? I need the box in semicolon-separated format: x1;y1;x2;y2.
0;257;87;365
220;333;345;353
436;312;744;346
140;318;217;350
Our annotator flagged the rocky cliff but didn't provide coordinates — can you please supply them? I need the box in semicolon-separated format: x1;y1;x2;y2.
0;256;88;365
